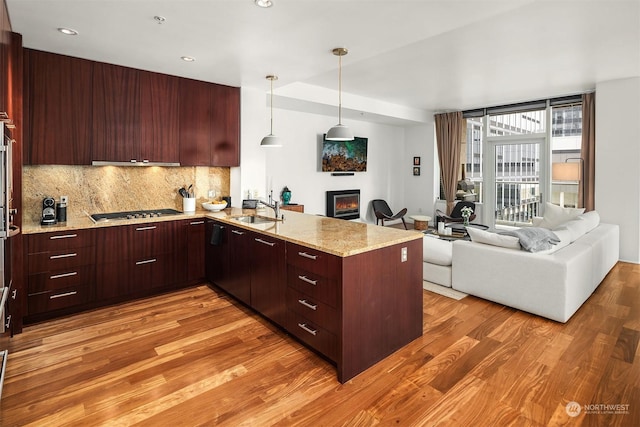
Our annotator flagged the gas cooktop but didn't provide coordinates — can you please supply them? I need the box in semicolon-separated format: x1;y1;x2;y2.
90;208;182;223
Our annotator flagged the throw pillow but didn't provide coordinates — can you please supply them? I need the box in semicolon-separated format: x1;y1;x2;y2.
466;227;521;250
578;210;600;233
537;202;585;230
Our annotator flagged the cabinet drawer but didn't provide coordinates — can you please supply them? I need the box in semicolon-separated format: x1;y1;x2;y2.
129;252;181;290
286;288;338;334
28;247;95;274
28;265;94;294
287;265;339;308
27;285;92;315
27;229;95;253
130;222;179;258
286;310;337;362
286;242;341;279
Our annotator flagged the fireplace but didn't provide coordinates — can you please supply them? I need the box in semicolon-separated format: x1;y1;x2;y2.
326;190;360;220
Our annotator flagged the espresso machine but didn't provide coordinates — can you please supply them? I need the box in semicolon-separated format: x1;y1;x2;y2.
40;197;57;226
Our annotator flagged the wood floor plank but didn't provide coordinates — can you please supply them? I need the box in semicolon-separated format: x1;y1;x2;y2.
2;262;640;426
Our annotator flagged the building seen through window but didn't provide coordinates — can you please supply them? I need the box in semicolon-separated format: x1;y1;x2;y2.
454;99;583;227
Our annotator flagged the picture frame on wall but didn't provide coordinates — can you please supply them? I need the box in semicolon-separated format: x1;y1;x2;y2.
413;167;420;176
413;156;421;166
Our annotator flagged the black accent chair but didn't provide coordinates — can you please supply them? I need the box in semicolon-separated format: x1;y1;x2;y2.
436;201;476;224
371;199;408;229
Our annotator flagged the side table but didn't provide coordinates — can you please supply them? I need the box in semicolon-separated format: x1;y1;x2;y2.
410;215;432;231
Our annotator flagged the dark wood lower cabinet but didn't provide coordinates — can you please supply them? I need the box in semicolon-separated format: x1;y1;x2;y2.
25;230;96;320
205;222;423;383
250;233;286;326
205;220;285;325
185;219;205;282
23;218;423;384
25;219;191;322
284;239;423;383
96;221;184;302
205;220;252;306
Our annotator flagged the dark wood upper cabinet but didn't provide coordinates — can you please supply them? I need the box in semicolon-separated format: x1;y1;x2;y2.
139;70;180;163
179;78;212;166
0;0;8;118
210;84;240;167
25;49;93;165
24;51;239;166
92;62;141;162
179;78;240;167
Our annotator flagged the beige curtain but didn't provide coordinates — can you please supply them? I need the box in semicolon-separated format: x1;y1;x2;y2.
581;92;595;211
435;112;464;215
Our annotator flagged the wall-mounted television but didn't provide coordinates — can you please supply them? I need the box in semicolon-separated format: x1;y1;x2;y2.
321;135;368;172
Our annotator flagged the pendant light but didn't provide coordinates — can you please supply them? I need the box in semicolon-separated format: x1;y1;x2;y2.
326;47;354;141
260;75;282;147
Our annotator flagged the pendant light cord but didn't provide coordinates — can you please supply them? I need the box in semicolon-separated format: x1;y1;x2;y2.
338;53;343;125
269;77;274;134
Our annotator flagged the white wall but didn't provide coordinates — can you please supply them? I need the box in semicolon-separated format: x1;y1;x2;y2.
404;123;438;218
595;77;640;263
235;86;435;224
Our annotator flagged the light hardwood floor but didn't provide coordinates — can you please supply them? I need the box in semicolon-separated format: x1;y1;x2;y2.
1;262;639;426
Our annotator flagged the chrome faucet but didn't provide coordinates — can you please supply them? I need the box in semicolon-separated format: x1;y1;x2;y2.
260;191;281;219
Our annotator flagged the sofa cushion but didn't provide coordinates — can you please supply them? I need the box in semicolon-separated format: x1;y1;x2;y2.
556;217;590;242
578;210;600;232
538;202;585;229
423;235;453;266
466;227;521;250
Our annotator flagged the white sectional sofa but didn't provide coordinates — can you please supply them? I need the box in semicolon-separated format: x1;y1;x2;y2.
423;208;619;323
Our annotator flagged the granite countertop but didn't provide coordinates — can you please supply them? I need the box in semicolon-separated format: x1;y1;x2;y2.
22;207;423;257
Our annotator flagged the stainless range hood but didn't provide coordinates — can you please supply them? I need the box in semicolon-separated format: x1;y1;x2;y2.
91;160;181;167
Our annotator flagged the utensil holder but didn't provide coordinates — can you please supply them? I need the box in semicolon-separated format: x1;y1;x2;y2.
183;198;196;213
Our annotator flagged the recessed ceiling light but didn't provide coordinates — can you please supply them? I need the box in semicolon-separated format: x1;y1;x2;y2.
181;56;196;62
255;0;273;8
57;27;78;36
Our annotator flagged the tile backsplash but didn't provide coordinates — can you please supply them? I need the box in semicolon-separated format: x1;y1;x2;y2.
23;165;230;223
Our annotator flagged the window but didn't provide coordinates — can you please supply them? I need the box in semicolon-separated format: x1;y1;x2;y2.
460;97;583;228
551;103;583;209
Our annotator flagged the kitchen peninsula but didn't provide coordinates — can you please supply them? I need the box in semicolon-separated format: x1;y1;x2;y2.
22;209;424;382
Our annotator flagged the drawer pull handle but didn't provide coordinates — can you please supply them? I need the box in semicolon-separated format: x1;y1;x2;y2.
11;289;17;299
50;272;78;279
297;323;317;336
255;238;275;247
298;251;317;260
298;275;318;286
190;221;205;225
50;253;77;260
50;234;77;240
298;299;318;311
136;258;157;265
136;226;157;231
50;291;77;299
231;229;245;235
5;314;11;329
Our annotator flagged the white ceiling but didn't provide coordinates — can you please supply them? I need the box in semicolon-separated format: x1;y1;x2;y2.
7;0;640;119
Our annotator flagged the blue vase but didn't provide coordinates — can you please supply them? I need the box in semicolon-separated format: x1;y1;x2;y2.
281;187;291;205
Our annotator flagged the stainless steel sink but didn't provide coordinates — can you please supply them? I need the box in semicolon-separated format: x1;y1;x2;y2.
232;215;279;225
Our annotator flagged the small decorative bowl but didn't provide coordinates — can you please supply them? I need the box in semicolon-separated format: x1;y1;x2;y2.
202;201;227;212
